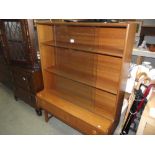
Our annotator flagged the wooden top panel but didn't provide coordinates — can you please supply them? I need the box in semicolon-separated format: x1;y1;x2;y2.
36;21;130;27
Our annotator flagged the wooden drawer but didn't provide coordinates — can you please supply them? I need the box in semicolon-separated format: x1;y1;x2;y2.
14;86;36;107
12;70;31;91
55;25;95;45
12;66;43;94
37;97;110;135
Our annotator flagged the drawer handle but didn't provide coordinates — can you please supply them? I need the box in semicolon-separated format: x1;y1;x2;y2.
70;38;75;43
22;77;26;81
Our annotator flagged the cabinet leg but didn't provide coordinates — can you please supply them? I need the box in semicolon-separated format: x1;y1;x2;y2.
14;96;18;101
44;110;53;122
35;108;42;116
45;110;49;122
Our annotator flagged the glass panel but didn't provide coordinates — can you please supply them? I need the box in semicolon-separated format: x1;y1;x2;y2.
4;21;27;61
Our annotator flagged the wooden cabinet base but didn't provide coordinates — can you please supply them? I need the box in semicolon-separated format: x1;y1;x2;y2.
12;66;43;108
37;90;114;135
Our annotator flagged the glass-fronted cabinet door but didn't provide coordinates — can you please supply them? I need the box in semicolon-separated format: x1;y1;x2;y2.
0;22;8;64
0;19;38;68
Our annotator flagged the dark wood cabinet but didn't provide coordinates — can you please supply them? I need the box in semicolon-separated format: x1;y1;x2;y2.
0;19;43;109
12;66;43;108
0;24;13;89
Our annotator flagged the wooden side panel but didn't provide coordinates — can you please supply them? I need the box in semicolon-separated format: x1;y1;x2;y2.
37;25;55;89
112;23;136;133
39;46;55;69
37;24;54;43
42;71;55;90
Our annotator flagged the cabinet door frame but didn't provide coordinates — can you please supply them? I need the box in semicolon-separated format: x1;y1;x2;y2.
0;19;36;68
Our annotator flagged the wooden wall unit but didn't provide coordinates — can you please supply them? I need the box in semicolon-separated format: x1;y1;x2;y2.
36;21;136;134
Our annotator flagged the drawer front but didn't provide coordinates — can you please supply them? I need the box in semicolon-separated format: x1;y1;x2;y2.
55;25;95;45
13;70;31;91
37;98;106;134
14;87;36;107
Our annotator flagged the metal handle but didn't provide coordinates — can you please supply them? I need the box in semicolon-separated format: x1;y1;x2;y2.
22;77;26;81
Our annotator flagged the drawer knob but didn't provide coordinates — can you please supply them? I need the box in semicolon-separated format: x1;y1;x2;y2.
22;77;26;81
70;38;75;43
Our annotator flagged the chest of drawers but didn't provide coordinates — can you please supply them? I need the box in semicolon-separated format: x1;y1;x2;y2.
12;66;43;108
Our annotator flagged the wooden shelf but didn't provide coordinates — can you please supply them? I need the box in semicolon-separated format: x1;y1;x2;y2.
45;66;118;95
132;48;155;58
37;89;113;134
41;41;123;58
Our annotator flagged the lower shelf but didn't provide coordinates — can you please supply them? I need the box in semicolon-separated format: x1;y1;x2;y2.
37;89;114;134
45;66;117;95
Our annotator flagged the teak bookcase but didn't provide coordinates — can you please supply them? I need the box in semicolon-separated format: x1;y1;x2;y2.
36;21;136;134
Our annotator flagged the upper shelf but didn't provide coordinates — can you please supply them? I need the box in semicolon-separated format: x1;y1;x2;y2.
41;41;123;58
132;48;155;58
